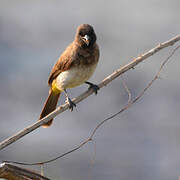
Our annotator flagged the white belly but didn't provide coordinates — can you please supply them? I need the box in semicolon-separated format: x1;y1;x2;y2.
56;63;97;91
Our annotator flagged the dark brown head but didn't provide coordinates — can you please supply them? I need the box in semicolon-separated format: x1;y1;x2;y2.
75;24;97;48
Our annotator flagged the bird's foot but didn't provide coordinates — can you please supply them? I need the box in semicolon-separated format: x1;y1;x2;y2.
86;81;100;95
66;97;76;111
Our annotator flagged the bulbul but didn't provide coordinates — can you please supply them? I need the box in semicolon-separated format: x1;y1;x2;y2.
39;24;100;127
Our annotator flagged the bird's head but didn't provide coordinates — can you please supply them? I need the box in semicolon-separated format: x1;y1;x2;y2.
75;24;97;48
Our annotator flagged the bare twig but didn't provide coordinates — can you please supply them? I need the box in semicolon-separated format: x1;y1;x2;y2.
4;45;180;166
121;77;132;104
0;35;179;151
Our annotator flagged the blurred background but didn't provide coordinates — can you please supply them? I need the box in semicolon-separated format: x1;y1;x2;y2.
0;0;180;179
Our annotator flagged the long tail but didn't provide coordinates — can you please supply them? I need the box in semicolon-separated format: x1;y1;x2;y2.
39;89;60;128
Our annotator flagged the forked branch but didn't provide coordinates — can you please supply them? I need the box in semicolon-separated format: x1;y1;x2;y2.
0;35;179;151
4;45;180;166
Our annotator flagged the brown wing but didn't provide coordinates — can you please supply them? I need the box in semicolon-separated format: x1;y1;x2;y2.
48;43;75;85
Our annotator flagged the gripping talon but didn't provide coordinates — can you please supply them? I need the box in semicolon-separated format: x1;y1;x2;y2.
66;97;76;111
64;89;76;111
85;81;100;95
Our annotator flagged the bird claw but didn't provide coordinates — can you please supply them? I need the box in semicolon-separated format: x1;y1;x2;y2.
66;97;76;111
86;82;100;95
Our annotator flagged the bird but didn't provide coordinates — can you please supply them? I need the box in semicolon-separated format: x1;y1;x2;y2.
39;24;100;128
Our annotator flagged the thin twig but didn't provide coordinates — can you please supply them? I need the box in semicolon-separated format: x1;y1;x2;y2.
121;76;132;104
0;35;179;151
4;45;180;166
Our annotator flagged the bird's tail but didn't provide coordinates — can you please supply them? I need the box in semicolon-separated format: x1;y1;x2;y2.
39;89;60;128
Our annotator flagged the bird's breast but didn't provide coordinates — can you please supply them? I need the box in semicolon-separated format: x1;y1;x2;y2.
55;63;97;91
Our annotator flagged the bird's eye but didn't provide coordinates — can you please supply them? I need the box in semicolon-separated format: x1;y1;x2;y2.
79;31;84;36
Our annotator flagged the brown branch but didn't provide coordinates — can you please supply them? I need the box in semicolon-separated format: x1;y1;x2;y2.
0;35;179;151
0;162;50;180
4;45;180;166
